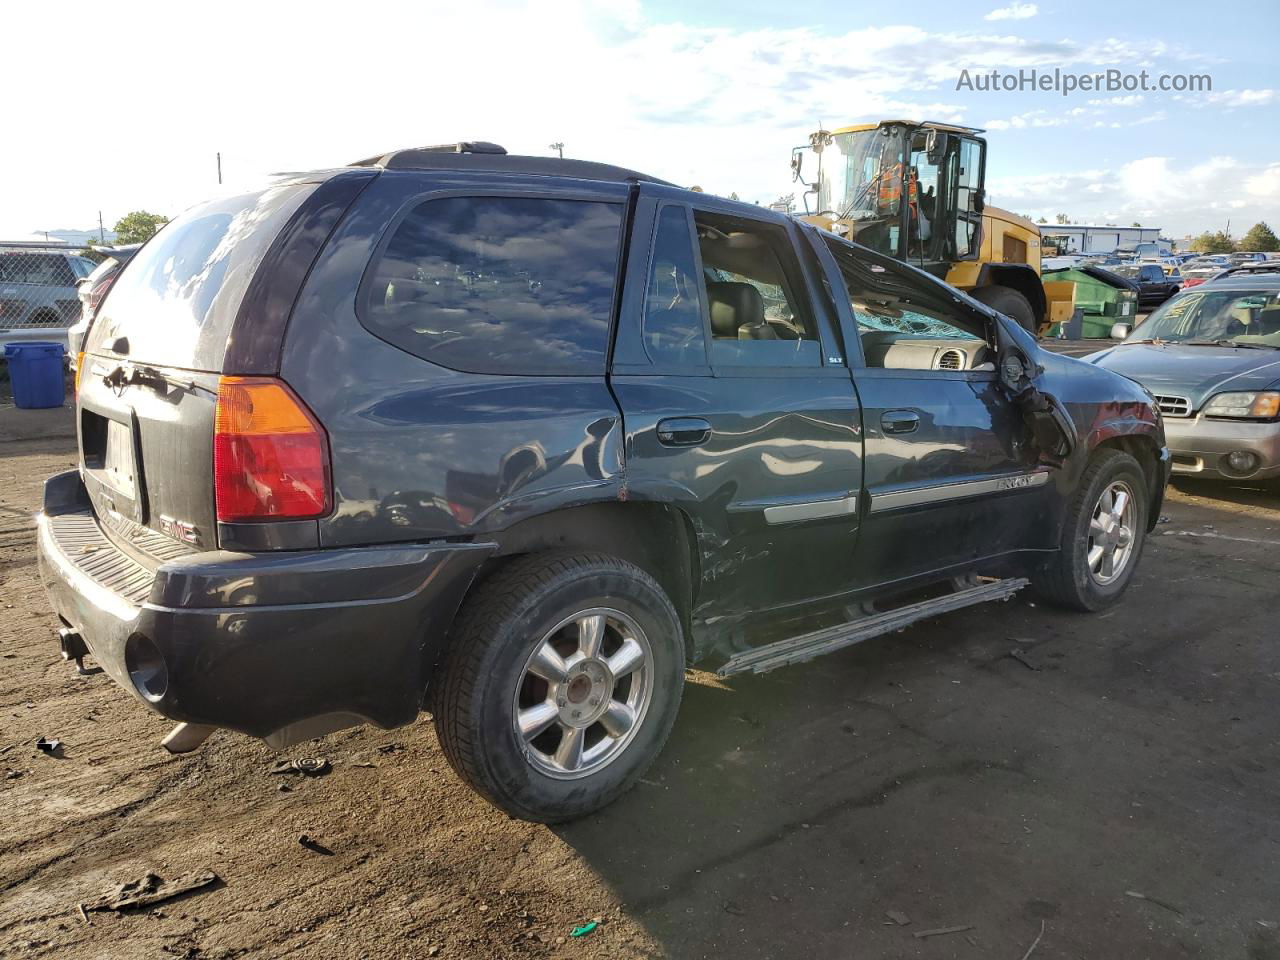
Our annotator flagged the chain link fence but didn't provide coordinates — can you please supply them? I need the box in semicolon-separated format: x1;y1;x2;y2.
0;243;98;398
0;243;98;344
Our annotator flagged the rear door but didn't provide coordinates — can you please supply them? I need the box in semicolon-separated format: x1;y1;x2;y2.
816;237;1052;588
610;185;863;622
77;180;325;555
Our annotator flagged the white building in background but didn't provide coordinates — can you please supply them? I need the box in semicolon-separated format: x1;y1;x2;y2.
1039;224;1165;255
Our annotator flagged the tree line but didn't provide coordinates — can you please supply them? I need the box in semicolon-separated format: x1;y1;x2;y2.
1187;223;1278;254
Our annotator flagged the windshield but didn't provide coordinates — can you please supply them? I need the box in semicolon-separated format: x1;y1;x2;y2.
820;130;902;221
1128;288;1280;346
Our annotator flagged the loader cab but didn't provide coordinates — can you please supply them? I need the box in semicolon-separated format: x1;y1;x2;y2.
792;121;987;277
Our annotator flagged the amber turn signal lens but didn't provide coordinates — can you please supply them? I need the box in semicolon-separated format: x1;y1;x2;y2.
213;377;331;522
1251;392;1280;418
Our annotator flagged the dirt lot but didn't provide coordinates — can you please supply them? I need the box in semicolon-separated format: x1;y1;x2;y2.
2;405;1278;960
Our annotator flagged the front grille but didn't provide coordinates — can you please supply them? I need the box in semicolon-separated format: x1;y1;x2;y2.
937;349;964;370
1153;394;1191;418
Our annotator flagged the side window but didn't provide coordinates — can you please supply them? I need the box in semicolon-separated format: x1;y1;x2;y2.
642;205;707;366
362;196;623;375
824;239;992;372
954;139;982;259
691;210;822;367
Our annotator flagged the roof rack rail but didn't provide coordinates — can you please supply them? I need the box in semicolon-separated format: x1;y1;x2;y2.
346;144;675;187
350;142;508;167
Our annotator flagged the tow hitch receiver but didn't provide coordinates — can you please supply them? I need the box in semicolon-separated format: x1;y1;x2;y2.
717;578;1029;677
58;627;89;676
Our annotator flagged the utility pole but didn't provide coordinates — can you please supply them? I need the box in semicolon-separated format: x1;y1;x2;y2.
549;142;564;159
217;152;222;185
98;211;105;244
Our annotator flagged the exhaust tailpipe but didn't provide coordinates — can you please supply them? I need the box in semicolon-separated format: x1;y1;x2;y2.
161;722;216;754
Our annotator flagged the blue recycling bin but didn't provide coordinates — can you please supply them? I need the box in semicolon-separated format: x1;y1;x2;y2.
5;341;67;409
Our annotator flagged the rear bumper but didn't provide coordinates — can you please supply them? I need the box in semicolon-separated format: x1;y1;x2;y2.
37;470;494;746
1162;417;1280;480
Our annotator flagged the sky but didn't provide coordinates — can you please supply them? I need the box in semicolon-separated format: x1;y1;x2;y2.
2;0;1277;241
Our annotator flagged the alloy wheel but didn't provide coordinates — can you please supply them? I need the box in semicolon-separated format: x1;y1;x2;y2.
511;608;654;779
1086;479;1137;585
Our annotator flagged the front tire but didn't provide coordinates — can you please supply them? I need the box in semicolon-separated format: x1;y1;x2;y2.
1033;449;1148;611
434;553;685;822
970;284;1038;336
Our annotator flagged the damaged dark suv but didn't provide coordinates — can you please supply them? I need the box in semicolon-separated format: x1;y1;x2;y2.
38;143;1169;822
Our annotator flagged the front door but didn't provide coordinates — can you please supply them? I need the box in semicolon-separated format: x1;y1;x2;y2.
610;186;864;628
816;235;1053;589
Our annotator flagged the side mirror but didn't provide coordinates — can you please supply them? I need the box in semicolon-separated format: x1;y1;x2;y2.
927;130;948;164
1110;322;1131;340
790;147;805;183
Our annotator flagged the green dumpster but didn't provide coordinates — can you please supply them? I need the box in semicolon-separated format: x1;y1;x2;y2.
1044;266;1140;338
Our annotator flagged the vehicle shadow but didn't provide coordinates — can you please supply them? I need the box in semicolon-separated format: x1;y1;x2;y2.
1170;476;1278;510
552;609;1048;959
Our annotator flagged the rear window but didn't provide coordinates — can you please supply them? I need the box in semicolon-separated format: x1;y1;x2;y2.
361;196;623;375
86;182;318;370
0;253;76;286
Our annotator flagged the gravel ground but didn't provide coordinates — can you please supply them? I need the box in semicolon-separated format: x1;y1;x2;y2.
1;406;1278;960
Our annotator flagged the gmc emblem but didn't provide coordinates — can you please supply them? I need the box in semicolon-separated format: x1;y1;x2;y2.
158;514;201;546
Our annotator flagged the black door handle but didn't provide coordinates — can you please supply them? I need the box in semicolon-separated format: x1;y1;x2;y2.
657;417;712;447
881;410;920;435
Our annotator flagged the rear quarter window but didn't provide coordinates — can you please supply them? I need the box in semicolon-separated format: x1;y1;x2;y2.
361;195;623;375
86;181;318;371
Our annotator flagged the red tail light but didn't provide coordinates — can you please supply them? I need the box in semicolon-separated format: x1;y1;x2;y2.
81;273;117;319
214;377;331;522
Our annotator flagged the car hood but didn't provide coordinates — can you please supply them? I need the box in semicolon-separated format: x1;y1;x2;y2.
1086;343;1280;409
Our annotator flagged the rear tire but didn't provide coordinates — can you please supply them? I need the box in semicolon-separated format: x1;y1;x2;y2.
1033;448;1148;611
434;553;685;823
970;285;1038;336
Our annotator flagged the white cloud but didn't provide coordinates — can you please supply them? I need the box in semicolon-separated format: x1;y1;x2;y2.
0;0;1252;236
1087;95;1145;107
991;155;1280;233
1200;88;1277;108
985;109;1068;130
1245;165;1280;199
1175;88;1277;109
984;2;1038;20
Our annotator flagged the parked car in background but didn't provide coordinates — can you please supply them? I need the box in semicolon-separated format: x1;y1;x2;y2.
1181;258;1230;289
1228;252;1268;265
67;244;141;367
0;247;96;348
1111;263;1182;307
38;145;1168;822
1089;275;1280;482
1205;261;1280;285
1126;242;1172;261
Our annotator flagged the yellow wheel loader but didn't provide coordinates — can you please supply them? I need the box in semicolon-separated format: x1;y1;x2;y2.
791;121;1073;334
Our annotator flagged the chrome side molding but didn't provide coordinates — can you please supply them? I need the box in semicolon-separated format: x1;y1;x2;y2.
869;469;1050;514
